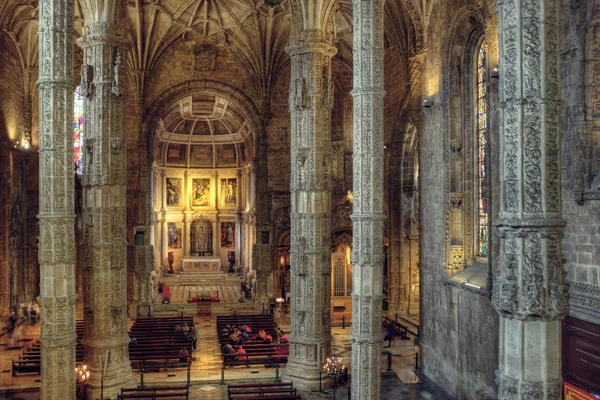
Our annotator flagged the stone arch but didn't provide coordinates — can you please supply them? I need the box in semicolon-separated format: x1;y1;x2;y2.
144;79;264;163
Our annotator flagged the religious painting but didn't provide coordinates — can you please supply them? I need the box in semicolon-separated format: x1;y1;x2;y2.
166;143;186;165
221;222;235;249
168;222;182;249
220;178;237;207
190;145;213;166
166;178;182;207
191;178;210;207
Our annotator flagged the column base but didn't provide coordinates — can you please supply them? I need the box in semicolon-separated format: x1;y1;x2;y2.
86;363;136;400
497;318;563;400
283;359;332;391
84;343;136;400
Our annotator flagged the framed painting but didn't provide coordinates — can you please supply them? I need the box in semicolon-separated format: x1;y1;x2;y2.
221;222;235;249
166;178;182;207
168;222;182;249
220;178;237;207
191;178;211;207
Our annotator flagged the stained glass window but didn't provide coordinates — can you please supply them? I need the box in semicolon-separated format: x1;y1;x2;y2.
476;44;488;257
74;85;84;175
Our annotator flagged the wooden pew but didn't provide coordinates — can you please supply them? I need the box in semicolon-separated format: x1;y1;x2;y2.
227;382;300;400
117;385;189;399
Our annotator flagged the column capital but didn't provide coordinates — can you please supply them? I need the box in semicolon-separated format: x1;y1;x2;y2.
286;39;337;57
77;23;129;49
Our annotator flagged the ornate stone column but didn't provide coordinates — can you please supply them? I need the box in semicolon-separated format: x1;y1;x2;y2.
37;0;78;397
284;31;335;389
134;227;154;318
350;0;385;398
253;244;271;313
78;21;136;398
492;0;567;398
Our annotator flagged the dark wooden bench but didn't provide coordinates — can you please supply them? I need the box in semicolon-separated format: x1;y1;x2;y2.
12;360;41;376
118;385;189;399
227;382;299;400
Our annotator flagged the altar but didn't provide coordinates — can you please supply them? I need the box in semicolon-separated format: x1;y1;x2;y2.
181;257;221;273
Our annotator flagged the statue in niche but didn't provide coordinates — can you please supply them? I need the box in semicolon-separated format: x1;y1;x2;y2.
190;218;212;256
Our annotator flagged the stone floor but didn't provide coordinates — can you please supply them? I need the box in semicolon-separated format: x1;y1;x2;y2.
0;308;446;399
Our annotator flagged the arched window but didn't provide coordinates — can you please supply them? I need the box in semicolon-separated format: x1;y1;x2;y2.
74;85;84;175
475;44;488;258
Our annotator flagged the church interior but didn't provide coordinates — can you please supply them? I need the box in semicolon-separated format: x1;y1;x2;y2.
0;0;599;399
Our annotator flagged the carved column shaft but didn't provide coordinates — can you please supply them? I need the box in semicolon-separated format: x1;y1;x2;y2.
78;23;135;398
285;32;335;389
37;0;78;397
350;0;385;398
252;244;271;312
493;0;567;398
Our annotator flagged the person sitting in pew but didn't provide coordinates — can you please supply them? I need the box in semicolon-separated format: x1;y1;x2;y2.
236;345;248;367
257;329;267;341
229;330;244;345
222;343;237;363
178;347;190;363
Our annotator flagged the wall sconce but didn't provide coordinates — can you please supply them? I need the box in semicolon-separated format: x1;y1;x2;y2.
345;191;354;203
13;139;30;150
421;97;434;108
491;67;499;79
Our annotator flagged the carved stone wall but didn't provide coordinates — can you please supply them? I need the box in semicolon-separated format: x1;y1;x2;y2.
419;3;500;398
559;0;600;327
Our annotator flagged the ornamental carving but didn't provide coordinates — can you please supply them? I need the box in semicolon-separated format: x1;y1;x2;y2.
193;43;218;72
80;64;93;98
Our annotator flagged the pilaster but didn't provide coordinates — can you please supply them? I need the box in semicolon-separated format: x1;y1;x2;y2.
78;22;136;398
37;0;78;397
493;0;567;398
349;0;386;398
284;31;336;390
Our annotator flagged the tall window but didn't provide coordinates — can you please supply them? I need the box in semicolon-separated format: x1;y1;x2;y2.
476;44;488;257
74;85;84;175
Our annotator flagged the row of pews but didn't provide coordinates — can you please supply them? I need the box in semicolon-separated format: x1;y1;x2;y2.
12;316;193;376
227;382;301;400
12;321;84;376
217;315;289;368
129;316;193;371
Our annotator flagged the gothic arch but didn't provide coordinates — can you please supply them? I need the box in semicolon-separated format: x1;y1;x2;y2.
441;13;486;273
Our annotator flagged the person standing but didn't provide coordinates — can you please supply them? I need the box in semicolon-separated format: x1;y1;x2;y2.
192;326;198;352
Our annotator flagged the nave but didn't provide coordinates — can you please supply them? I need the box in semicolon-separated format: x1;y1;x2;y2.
0;310;445;399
